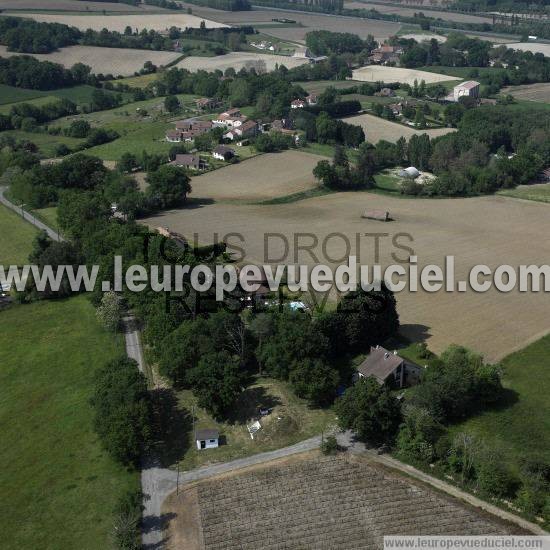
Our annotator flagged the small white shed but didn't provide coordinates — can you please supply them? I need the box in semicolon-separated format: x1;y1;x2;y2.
195;428;219;450
399;166;421;179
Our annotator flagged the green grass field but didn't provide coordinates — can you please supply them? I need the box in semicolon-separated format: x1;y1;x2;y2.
0;84;49;105
0;203;37;266
498;184;550;203
450;335;550;472
0;297;138;550
34;206;60;233
0;85;132;114
2;130;84;158
418;66;508;80
112;73;159;89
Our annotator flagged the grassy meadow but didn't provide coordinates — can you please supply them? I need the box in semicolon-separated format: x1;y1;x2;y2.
0;203;37;266
0;297;138;550
450;335;550;471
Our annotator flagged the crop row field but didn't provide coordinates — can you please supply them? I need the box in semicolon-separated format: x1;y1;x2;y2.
502;83;550;104
344;113;455;143
176;51;308;73
507;42;550;57
163;453;516;550
4;12;227;32
0;45;181;76
352;65;460;85
141;182;550;362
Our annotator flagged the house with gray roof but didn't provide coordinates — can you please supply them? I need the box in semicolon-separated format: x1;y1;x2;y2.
354;346;423;389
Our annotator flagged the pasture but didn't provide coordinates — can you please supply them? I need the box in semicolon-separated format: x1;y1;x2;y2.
352;65;459;85
176;52;308;73
0;297;137;550
141;193;550;363
163;453;514;550
451;334;550;474
0;45;181;76
498;183;550;203
1;130;84;158
7;12;227;32
344;113;455;143
502;83;550;105
186;151;324;202
0;203;37;267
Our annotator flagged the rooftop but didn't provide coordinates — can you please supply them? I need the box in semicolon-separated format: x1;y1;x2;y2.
356;346;405;384
195;428;219;441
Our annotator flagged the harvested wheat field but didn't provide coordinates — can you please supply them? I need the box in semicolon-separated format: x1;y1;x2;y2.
191;151;323;201
163;453;517;550
352;65;459;85
503;83;550;104
141;192;550;362
0;45;181;76
8;12;226;32
0;0;162;11
345;113;455;143
507;42;550;57
344;1;493;24
176;52;308;73
178;4;401;43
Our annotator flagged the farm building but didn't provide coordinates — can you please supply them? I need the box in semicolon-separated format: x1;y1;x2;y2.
306;93;318;106
291;99;306;109
224;120;258;141
195;97;218;110
354;346;423;389
195;428;219;450
362;209;390;222
165;129;183;143
213;145;235;161
452;81;480;102
171;154;205;170
213;108;242;125
369;44;403;65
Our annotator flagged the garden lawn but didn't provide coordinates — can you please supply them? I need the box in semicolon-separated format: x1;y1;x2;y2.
0;203;37;266
498;185;550;204
450;335;550;471
169;376;336;471
0;297;138;550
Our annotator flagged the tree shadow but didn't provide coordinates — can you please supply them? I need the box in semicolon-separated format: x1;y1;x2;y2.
398;323;432;344
151;388;192;468
142;512;177;550
225;385;282;425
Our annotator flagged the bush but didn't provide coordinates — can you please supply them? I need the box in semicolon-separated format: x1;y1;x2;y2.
320;435;338;455
476;454;518;499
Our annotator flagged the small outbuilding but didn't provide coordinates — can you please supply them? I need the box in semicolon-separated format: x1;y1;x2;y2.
213;145;236;161
195;428;219;450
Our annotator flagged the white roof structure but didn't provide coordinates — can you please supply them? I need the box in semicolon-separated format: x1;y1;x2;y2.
399;167;421;178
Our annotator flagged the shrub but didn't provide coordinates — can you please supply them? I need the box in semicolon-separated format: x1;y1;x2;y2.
320;435;338;455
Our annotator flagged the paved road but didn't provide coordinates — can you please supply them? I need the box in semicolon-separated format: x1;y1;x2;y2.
0;186;63;242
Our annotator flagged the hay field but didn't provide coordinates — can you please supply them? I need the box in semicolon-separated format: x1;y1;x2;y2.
141;192;550;362
164;453;514;550
345;113;455;143
503;83;550;104
0;45;181;76
344;1;493;24
188;151;323;201
176;52;308;73
8;12;227;32
352;65;459;85
507;43;550;57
